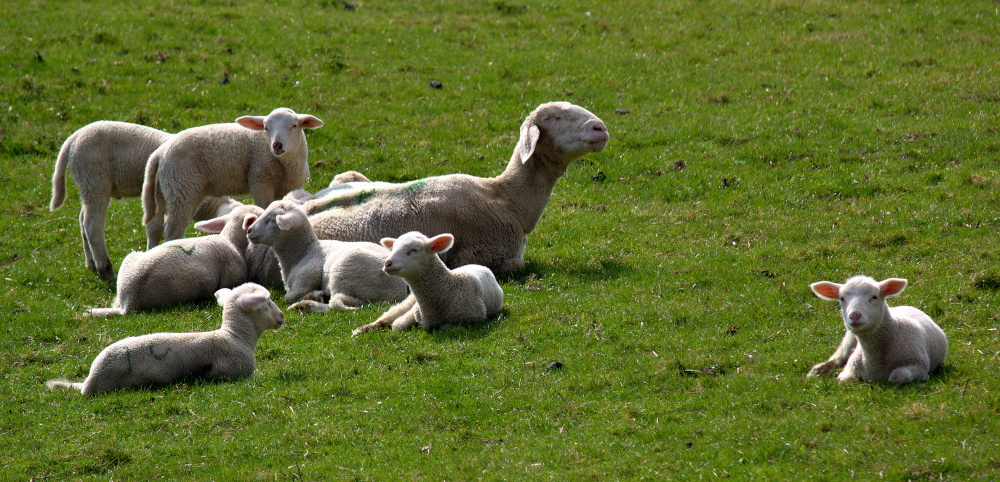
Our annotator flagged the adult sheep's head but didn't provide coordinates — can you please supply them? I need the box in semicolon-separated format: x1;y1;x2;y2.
517;102;609;165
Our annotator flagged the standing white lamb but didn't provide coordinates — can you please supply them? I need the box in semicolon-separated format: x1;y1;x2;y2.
142;107;323;248
83;204;264;317
244;200;408;312
352;231;504;336
303;101;609;275
48;120;238;280
46;282;284;396
807;276;948;384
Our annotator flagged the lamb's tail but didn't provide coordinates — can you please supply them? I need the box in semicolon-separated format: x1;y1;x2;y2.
141;148;162;225
45;379;84;392
49;134;74;211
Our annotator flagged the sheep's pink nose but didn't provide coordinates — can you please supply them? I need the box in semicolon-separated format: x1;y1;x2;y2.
384;260;393;269
272;142;284;154
849;312;862;323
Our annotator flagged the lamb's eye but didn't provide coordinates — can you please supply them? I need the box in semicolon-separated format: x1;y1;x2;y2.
871;295;878;301
840;297;845;302
407;248;418;256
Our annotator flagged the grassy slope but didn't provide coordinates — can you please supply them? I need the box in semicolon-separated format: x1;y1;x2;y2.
1;0;999;479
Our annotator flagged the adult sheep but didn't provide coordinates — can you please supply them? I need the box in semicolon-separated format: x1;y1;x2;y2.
48;121;238;280
142;107;323;248
303;101;609;275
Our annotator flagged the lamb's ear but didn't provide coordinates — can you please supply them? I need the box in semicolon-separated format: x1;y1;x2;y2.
242;214;258;231
810;281;842;301
298;115;324;129
194;216;227;234
215;288;234;306
879;278;908;298
427;233;455;254
517;121;540;164
239;293;270;311
275;212;301;231
236;115;266;131
380;237;397;249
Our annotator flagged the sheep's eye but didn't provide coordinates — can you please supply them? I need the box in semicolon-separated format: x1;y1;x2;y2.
871;295;878;301
407;248;418;256
839;297;845;302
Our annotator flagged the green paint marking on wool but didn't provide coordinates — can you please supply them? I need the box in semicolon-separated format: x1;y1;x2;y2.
149;345;172;361
171;245;196;256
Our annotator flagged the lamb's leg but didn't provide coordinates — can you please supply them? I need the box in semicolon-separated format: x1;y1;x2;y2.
888;363;930;384
352;295;416;336
79;207;96;272
836;351;864;383
808;331;857;377
390;305;420;332
81;197;116;281
163;199;198;242
144;205;166;250
285;288;326;305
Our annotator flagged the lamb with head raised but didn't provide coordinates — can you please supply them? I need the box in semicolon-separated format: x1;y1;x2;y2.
142;107;323;248
352;231;503;336
807;275;947;384
244;200;407;312
46;282;284;396
48;120;238;280
303;101;609;275
83;204;264;317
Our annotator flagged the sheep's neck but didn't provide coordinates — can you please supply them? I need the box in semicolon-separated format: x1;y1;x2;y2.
273;228;321;269
402;258;460;320
493;147;573;234
219;317;260;349
222;224;251;253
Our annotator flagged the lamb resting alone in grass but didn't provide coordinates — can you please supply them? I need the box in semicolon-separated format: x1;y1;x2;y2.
807;276;947;384
244;200;407;312
47;282;284;396
48;120;238;280
304;101;609;275
142;107;323;248
83;204;263;317
352;231;503;336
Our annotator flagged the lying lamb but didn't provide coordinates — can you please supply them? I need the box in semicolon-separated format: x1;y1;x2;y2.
142;107;323;248
304;101;609;275
47;282;284;396
352;231;503;336
84;204;263;317
245;200;407;312
48;120;238;280
808;276;948;384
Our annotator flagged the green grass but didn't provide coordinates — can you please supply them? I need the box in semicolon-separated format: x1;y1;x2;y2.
3;0;1000;479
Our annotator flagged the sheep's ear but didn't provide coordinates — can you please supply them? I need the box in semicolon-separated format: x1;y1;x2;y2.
236;115;266;131
380;237;396;249
194;216;227;234
215;288;234;306
879;278;908;297
275;212;301;231
517;122;540;164
810;281;842;301
427;233;455;254
242;215;258;231
298;115;324;129
240;293;270;311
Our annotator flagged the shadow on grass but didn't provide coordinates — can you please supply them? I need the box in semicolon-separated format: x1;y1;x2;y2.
426;308;509;342
498;257;633;284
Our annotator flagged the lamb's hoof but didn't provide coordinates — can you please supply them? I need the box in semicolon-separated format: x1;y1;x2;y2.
289;300;329;313
351;325;372;337
807;362;838;378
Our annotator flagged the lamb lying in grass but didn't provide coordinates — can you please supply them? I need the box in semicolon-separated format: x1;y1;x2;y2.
47;282;284;396
48;120;238;280
352;231;503;336
244;200;407;312
83;204;263;317
808;276;948;384
143;107;323;247
304;101;609;275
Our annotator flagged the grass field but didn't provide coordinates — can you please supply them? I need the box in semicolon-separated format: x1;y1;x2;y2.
2;0;1000;479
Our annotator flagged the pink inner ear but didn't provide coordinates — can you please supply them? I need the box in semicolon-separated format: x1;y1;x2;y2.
428;234;454;253
243;215;257;231
381;238;396;249
236;116;266;131
811;282;841;300
299;115;323;129
195;218;226;233
241;294;268;310
880;278;908;297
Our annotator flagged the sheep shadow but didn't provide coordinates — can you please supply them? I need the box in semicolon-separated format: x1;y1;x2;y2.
423;308;510;342
499;257;633;285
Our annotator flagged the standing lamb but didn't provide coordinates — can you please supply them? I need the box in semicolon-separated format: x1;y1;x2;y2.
46;282;284;396
352;231;503;336
83;204;263;317
142;107;323;248
807;276;948;384
48;120;238;280
244;200;408;312
303;101;609;275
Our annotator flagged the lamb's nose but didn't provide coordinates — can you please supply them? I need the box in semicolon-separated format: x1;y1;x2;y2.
272;142;284;153
849;312;862;322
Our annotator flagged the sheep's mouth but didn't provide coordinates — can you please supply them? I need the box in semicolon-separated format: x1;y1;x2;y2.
587;139;608;152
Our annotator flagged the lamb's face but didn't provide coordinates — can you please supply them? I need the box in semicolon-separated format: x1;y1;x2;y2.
245;209;282;246
534;102;609;159
382;234;428;278
836;277;886;333
236;107;324;158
